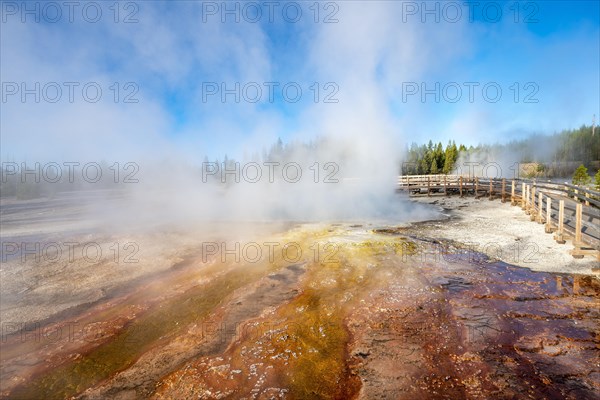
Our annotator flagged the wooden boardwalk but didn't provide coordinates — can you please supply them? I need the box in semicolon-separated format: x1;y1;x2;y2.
397;175;600;262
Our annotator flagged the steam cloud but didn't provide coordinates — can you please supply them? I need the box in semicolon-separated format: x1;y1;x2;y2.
2;2;596;229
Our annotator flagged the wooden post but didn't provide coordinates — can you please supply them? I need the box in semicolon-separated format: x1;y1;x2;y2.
574;188;578;202
521;183;526;209
571;203;584;259
475;177;479;197
459;176;463;197
554;200;566;244
528;186;533;218
537;192;544;223
444;175;447;196
574;203;582;245
573;275;580;295
427;175;430;197
585;192;590;206
511;180;516;205
526;186;535;216
531;186;538;220
501;178;506;203
545;197;553;233
489;179;493;200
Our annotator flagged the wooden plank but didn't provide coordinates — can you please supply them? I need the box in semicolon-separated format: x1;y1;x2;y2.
570;247;600;260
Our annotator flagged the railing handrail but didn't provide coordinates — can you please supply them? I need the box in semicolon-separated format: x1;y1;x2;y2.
396;174;600;256
398;175;600;197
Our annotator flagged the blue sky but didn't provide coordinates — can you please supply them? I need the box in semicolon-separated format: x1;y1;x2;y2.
1;0;599;162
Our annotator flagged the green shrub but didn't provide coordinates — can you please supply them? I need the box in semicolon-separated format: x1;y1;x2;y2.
572;164;591;186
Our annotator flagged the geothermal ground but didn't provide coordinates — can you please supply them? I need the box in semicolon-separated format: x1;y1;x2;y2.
1;196;599;399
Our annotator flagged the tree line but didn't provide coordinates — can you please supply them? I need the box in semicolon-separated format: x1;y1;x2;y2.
401;124;600;177
401;140;462;175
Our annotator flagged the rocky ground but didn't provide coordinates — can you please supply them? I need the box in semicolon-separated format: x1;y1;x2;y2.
1;196;599;399
408;195;599;275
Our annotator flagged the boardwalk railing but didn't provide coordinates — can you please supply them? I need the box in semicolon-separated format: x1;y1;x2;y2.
397;175;600;261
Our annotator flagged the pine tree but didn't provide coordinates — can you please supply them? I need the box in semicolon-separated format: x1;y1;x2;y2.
443;141;458;174
595;170;600;190
435;142;445;171
418;158;428;175
572;164;591;186
431;159;439;174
